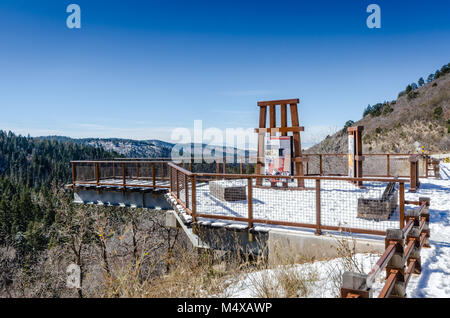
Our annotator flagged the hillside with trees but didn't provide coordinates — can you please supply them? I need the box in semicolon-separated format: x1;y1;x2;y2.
308;62;450;154
0;132;122;283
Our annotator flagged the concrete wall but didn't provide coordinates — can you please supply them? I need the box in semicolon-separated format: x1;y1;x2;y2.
74;188;172;210
268;229;384;265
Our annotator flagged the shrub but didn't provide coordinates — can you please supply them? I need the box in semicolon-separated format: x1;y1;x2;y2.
432;83;437;87
433;106;443;120
382;104;393;115
405;85;412;94
343;120;355;132
407;91;419;100
375;127;382;134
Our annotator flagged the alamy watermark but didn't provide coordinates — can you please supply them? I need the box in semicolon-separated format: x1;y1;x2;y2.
366;4;381;29
66;4;81;29
170;120;258;164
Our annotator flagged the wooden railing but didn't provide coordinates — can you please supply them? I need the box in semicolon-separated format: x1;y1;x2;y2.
71;160;171;189
168;162;409;237
340;197;430;298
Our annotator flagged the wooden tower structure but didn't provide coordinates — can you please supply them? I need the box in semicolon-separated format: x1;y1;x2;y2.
255;98;307;188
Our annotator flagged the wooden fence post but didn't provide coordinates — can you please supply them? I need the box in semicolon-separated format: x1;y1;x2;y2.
136;162;140;179
152;163;156;189
315;179;321;235
419;197;431;248
399;182;405;229
176;169;179;198
122;163;126;189
387;154;390;177
71;162;75;185
382;229;406;298
184;174;189;209
409;155;420;192
248;177;253;229
319;155;323;176
191;175;196;223
169;166;172;192
95;162;99;186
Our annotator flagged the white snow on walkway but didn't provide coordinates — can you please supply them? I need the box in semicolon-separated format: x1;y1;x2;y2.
223;175;450;298
440;162;450;180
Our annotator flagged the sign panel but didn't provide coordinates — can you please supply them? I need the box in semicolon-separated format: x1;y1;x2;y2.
348;134;355;177
264;136;293;182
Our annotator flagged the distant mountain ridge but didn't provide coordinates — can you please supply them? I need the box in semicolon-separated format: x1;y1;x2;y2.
38;136;255;159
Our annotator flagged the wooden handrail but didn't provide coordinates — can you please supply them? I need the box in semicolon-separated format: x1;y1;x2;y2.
341;196;431;298
367;243;397;286
378;271;398;298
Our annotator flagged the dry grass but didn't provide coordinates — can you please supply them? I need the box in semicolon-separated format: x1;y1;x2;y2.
246;264;319;298
325;236;367;297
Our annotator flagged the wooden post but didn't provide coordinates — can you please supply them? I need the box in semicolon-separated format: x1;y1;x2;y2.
290;103;305;188
409;155;420;192
71;162;75;185
387;154;390;177
319;155;323;176
122;163;126;189
184;174;189;209
95;162;99;186
113;162;116;179
176;169;179;198
240;160;244;174
191;175;196;222
216;161;220;180
315;179;321;235
248;177;253;229
269;105;276;136
161;162;165;181
256;105;267;186
383;229;406;298
280;104;287;136
169;166;172;192
399;182;405;229
419;197;431;248
223;155;226;174
152;163;156;189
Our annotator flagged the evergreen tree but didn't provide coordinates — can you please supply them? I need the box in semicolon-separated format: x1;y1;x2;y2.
418;77;425;86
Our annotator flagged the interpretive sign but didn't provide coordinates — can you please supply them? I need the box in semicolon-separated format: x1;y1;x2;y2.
264;136;293;182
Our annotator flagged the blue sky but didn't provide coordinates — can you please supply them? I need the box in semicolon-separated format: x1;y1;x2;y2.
0;0;449;148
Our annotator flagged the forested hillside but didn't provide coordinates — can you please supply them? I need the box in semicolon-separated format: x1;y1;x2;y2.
0;130;120;258
1;131;121;189
308;62;450;154
0;131;181;298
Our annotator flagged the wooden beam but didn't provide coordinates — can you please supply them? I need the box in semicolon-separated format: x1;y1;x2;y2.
280;104;287;136
258;99;299;106
254;127;304;134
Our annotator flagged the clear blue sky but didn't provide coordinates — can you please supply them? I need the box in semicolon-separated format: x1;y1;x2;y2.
0;0;449;147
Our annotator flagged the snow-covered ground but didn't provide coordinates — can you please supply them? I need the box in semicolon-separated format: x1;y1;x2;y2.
223;163;450;298
192;179;401;233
